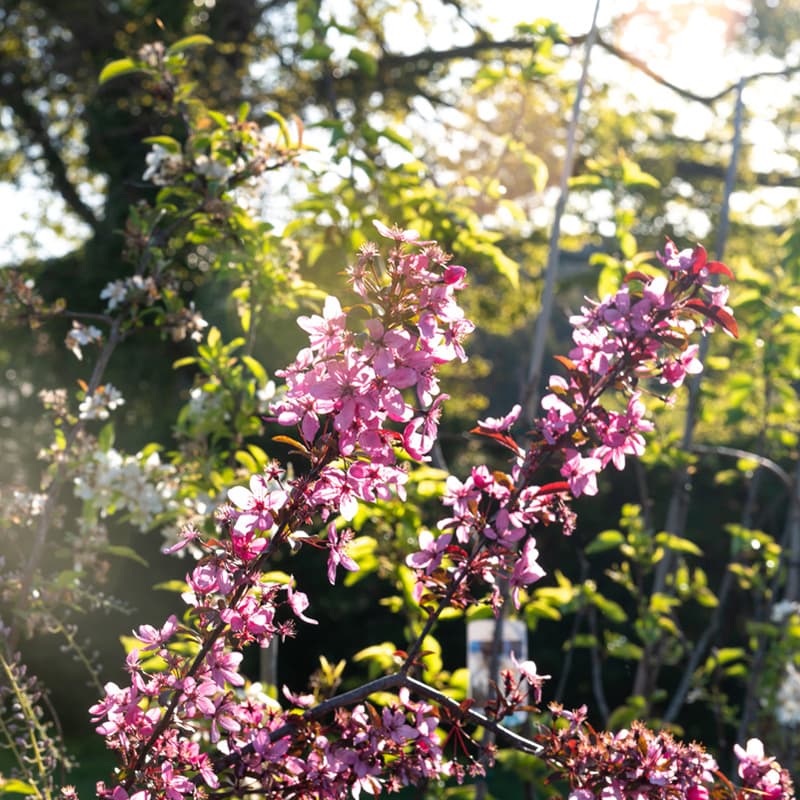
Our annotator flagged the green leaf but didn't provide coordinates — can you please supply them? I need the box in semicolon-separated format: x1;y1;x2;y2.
99;58;143;85
619;231;637;259
654;532;703;557
608;696;647;729
565;633;598;649
585;529;625;554
167;35;214;56
206;326;221;349
247;444;270;469
302;43;334;60
597;263;623;298
234;450;258;473
348;47;378;77
207;110;229;129
261;571;292;584
154;580;188;593
524;600;562;623
591;594;627;623
241;355;267;385
379;127;414;153
604;632;643;660
0;779;39;795
650;592;680;613
54;427;67;451
569;173;603;189
142;135;182;154
104;545;148;567
714;646;746;664
266;110;292;146
621;159;660;188
473;242;519;287
98;422;115;452
353;641;399;668
694;587;719;608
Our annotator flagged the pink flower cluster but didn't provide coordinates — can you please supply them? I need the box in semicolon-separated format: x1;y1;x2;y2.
734;738;794;799
93;642;452;799
89;229;794;800
273;219;473;467
541;239;736;497
406;240;738;613
91;223;476;798
541;705;719;800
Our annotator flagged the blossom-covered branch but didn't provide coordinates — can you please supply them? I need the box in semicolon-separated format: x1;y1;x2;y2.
89;229;793;800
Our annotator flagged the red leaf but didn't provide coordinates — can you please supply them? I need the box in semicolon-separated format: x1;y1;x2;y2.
469;428;523;454
623;270;651;284
690;244;707;273
713;307;739;338
705;260;734;279
684;299;739;338
535;481;570;496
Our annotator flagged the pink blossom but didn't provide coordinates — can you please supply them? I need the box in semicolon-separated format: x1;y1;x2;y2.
326;524;359;585
296;295;347;355
660;343;703;387
510;538;546;607
658;238;696;272
561;450;602;497
132;615;178;651
476;403;522;432
286;579;318;625
372;219;424;242
407;530;452;573
227;473;287;535
510;651;551;704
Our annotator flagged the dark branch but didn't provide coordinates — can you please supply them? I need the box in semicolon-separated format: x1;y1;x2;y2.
574;32;800;106
5;70;101;234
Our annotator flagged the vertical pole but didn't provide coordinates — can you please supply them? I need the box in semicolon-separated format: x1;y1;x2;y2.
521;0;603;420
634;77;746;699
260;638;279;696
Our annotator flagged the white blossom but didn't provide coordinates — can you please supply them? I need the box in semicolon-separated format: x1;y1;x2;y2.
771;600;800;624
194;154;233;182
65;322;103;360
72;447;176;531
143;144;184;185
78;384;125;421
100;280;128;311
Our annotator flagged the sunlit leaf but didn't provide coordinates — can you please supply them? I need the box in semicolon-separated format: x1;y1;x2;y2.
99;58;143;85
167;35;214;56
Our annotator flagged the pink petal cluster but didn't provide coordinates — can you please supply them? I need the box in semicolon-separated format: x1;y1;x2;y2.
408;461;571;610
542;708;719;800
91;224;475;799
93;655;452;799
734;738;794;799
406;240;739;615
89;232;782;800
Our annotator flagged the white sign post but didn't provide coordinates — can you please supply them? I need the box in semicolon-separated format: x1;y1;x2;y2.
467;618;528;725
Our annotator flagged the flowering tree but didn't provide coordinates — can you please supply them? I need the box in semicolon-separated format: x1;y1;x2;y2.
83;222;791;798
1;36;797;800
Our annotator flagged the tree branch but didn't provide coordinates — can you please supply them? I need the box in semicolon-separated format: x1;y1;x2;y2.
202;670;544;785
6;69;101;235
573;32;800;106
